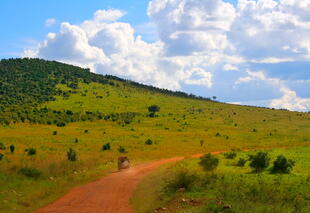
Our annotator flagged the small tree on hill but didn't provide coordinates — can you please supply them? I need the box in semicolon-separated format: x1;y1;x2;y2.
224;151;237;159
102;143;111;151
249;152;270;172
271;155;295;174
118;146;127;153
236;158;247;167
199;153;219;172
148;105;160;117
9;145;15;153
67;148;77;161
27;148;36;156
145;139;153;145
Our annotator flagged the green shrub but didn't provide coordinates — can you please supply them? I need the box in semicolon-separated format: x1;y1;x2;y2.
27;148;36;156
148;105;160;113
145;139;153;145
67;148;77;161
0;153;4;161
9;145;15;153
102;143;111;151
249;152;270;172
118;146;126;153
271;155;295;174
236;158;247;167
74;138;79;143
199;153;219;172
53;131;57;135
148;105;160;117
0;143;6;150
18;167;41;179
165;169;198;192
56;122;66;127
224;151;237;159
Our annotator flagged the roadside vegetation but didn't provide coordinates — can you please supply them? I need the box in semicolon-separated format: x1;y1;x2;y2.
132;147;310;213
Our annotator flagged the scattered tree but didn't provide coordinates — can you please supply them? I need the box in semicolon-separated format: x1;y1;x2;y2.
249;152;270;172
236;158;247;167
145;139;153;145
27;148;36;156
9;144;15;153
102;143;111;151
148;105;160;117
271;155;295;174
67;148;77;161
199;153;219;172
0;153;4;161
224;152;237;159
118;146;126;153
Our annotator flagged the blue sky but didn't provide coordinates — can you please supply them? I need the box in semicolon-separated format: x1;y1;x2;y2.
0;0;150;57
1;0;309;111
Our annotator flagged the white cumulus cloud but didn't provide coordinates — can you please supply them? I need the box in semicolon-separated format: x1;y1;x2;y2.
270;87;310;111
45;18;56;27
23;1;310;111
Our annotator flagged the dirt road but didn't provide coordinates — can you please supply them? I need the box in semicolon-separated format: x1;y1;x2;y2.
35;151;224;213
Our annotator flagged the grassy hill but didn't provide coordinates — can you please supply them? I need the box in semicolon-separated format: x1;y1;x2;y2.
0;58;309;212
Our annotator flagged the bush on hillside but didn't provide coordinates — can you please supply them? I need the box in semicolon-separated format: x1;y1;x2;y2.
148;105;160;117
0;153;4;161
56;122;66;127
271;155;295;174
236;158;247;167
224;151;237;159
148;105;160;113
18;167;41;179
249;152;270;172
67;148;77;161
145;139;153;145
102;143;111;151
27;148;36;156
9;144;15;153
199;153;219;172
118;146;127;153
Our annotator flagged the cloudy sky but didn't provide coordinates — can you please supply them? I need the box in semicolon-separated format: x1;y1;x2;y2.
1;0;310;111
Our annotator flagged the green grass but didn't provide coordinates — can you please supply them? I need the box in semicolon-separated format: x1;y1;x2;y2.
0;81;309;212
131;146;310;213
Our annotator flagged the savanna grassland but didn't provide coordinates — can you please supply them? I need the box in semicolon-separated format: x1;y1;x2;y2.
0;59;309;212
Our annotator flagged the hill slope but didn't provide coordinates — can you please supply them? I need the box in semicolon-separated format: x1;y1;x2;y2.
0;58;309;212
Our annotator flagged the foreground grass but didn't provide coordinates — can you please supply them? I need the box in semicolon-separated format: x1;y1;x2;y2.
0;81;309;212
132;146;310;213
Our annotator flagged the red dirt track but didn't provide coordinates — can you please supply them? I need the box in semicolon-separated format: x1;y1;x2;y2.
35;151;225;213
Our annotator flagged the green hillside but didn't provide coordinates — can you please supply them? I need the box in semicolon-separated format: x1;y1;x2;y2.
0;58;309;212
